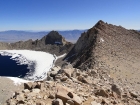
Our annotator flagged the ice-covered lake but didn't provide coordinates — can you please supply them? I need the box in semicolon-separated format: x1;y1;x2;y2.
0;50;59;81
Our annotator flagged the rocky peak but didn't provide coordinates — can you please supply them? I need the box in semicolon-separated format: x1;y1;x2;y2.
65;20;140;69
94;20;106;27
43;31;67;45
64;20;140;98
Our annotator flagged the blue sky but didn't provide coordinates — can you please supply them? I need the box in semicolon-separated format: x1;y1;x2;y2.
0;0;140;31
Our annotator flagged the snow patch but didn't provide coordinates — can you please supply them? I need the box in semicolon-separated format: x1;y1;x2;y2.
100;38;104;42
0;50;56;81
7;77;30;86
55;41;62;44
56;53;66;59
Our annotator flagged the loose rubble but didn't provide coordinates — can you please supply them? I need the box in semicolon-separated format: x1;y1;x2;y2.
5;63;140;105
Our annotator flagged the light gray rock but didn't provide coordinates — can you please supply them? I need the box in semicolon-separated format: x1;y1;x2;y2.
22;89;30;93
91;101;101;105
59;68;74;78
32;88;40;94
16;93;25;101
52;66;61;71
61;62;73;69
50;70;59;77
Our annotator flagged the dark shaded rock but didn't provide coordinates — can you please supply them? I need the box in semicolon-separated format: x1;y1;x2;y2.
52;98;64;105
111;84;122;96
95;89;109;97
43;31;67;45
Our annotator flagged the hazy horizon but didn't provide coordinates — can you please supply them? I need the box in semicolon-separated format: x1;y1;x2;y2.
0;29;87;32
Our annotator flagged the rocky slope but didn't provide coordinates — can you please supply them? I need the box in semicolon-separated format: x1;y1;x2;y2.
5;64;140;105
65;20;140;94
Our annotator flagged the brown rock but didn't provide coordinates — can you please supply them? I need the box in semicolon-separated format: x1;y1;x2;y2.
52;98;64;105
24;82;33;90
136;97;140;103
130;91;138;98
95;89;108;97
56;85;82;105
111;84;122;96
26;92;36;99
77;76;92;84
72;69;80;78
48;93;55;99
55;74;63;80
61;76;68;81
36;102;46;105
56;85;73;103
59;68;74;78
66;100;74;105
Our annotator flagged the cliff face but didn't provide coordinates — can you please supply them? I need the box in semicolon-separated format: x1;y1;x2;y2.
65;20;140;91
0;42;11;50
42;31;67;45
0;31;74;56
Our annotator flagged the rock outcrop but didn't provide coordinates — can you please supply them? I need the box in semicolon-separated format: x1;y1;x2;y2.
41;31;67;45
0;31;74;56
0;42;11;50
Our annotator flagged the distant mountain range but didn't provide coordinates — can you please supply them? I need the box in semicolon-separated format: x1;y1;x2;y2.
0;30;87;43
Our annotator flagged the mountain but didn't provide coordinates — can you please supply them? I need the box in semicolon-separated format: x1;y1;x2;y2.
0;31;74;56
65;20;140;92
0;30;86;43
1;20;140;105
58;30;87;43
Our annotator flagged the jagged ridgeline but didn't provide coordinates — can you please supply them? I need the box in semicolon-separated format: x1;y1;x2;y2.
65;20;140;92
0;31;74;56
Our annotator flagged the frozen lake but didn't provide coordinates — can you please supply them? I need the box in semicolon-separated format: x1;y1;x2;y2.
0;50;56;81
0;55;29;77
